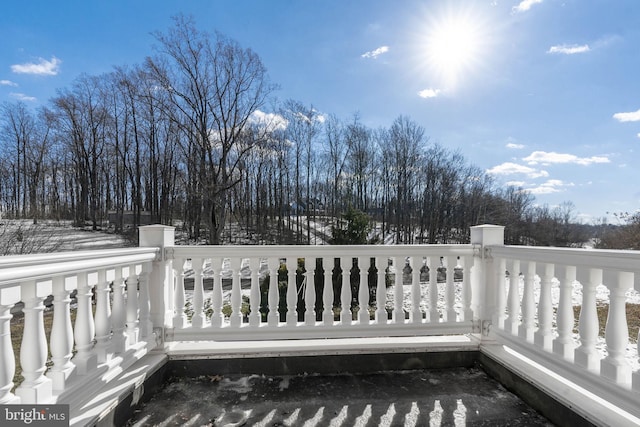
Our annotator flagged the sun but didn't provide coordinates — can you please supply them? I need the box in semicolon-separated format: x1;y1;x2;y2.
420;6;491;90
428;17;477;76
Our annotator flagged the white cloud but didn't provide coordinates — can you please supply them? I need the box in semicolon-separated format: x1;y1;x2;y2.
486;162;549;178
527;179;574;194
10;92;37;102
361;46;389;59
0;80;18;87
11;56;61;75
311;108;327;123
523;151;610;166
637;133;640;139
506;142;525;149
613;109;640;122
512;0;543;13
506;181;526;187
547;44;590;55
505;137;524;149
418;88;441;99
249;110;288;133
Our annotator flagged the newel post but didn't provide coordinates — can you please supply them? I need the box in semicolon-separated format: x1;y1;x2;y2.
139;225;175;343
470;225;505;338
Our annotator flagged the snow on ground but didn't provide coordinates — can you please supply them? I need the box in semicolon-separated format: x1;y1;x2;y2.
0;219;133;254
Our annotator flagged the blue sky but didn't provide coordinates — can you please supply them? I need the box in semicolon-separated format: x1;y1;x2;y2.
1;0;639;223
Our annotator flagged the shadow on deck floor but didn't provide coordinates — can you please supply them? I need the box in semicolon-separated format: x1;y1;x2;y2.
126;366;553;426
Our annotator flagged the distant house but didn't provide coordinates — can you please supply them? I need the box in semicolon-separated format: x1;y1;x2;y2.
287;199;325;216
107;210;153;227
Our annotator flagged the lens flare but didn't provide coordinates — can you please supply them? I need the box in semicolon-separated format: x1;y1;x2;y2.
416;4;493;92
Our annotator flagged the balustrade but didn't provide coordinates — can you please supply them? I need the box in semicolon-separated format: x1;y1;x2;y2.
0;246;158;407
2;225;640;425
165;247;475;342
491;242;640;406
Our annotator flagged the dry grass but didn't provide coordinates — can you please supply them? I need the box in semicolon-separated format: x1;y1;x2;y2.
573;303;640;343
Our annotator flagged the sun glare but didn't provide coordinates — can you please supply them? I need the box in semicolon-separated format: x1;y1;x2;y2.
421;6;491;91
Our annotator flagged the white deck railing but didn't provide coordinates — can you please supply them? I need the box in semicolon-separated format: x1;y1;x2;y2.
488;243;640;417
1;224;640;425
166;245;475;342
0;247;159;407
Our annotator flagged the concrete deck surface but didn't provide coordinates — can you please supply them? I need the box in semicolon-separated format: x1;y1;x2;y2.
127;367;553;426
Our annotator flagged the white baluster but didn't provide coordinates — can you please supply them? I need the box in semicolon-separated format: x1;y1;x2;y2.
249;257;262;327
191;258;205;328
519;261;536;342
444;256;456;322
126;264;140;345
0;288;20;404
16;280;52;403
304;258;317;325
461;256;473;322
392;257;404;324
534;263;554;351
505;260;521;335
93;269;111;363
47;276;75;390
267;257;280;326
375;256;387;323
323;257;335;325
409;256;422;323
601;271;633;386
493;257;506;328
575;268;603;373
138;262;152;338
358;256;371;325
74;272;97;374
428;256;439;323
111;266;127;354
286;257;298;326
230;258;243;327
340;256;353;325
173;258;186;329
211;258;224;327
553;265;576;361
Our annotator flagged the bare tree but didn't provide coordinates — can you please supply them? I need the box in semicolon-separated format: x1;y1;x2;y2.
388;116;426;243
322;114;349;218
146;15;276;244
50;74;109;229
344;114;374;213
0;101;46;219
280;100;321;243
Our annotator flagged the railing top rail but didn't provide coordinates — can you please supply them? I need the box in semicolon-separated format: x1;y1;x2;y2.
0;247;160;286
169;244;475;260
0;247;158;267
491;244;640;272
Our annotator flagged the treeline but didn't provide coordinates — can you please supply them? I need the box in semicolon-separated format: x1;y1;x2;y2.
0;16;589;246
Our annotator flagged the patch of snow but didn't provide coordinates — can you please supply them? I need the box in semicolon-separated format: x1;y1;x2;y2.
219;374;261;394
